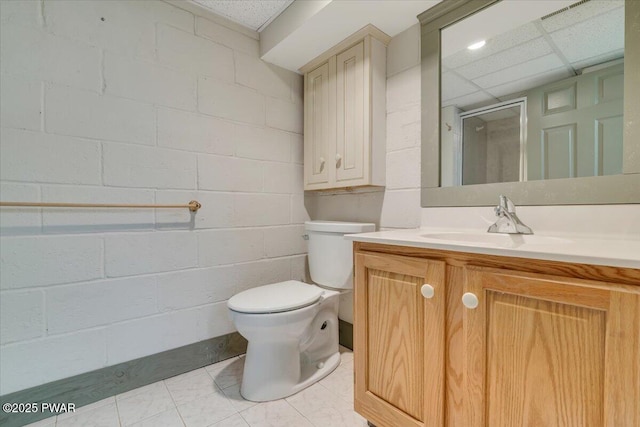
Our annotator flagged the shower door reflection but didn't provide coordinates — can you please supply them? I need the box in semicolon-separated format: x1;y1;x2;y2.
458;99;526;186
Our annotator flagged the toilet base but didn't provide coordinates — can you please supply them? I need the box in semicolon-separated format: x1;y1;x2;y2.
240;347;340;402
230;287;342;402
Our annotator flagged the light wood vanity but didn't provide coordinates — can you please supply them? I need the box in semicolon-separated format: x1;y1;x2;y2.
352;241;640;427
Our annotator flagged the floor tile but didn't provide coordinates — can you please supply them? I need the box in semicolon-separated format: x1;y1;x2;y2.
239;400;313;427
286;381;367;427
22;417;56;427
338;357;354;372
338;346;354;363
220;383;259;412
57;397;115;422
319;364;355;405
128;407;185;427
117;379;164;401
286;383;352;417
306;410;369;427
56;402;120;427
206;356;241;372
165;368;219;406
207;357;245;390
210;413;250;427
176;390;237;427
117;381;175;426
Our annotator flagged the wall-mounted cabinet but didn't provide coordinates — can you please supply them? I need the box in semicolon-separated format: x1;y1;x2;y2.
301;26;389;191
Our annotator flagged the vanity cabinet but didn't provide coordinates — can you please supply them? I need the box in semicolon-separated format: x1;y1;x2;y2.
463;267;639;426
354;252;445;427
353;242;640;427
301;26;389;191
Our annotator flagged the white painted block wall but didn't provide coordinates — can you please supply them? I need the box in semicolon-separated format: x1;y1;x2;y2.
0;0;307;395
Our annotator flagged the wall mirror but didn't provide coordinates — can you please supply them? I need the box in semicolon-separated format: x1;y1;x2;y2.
419;0;640;206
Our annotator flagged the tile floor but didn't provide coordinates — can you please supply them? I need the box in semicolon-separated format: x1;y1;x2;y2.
25;347;368;427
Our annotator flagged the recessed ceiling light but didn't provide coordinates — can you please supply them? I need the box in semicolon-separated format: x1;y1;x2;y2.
467;40;486;50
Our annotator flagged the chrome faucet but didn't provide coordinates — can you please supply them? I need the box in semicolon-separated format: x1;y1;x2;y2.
487;195;533;234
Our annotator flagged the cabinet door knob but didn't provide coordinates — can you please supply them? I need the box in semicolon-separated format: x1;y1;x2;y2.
421;284;435;299
319;157;325;165
335;153;342;165
462;292;479;309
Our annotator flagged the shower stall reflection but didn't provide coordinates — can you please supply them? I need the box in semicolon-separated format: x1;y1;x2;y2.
442;99;525;186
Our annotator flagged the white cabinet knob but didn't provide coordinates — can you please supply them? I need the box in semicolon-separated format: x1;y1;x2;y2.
335;153;342;164
319;157;325;165
421;284;435;299
462;292;479;309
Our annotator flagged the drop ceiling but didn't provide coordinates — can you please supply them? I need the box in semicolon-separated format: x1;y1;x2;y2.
190;0;294;31
441;0;625;111
187;0;441;72
186;0;624;83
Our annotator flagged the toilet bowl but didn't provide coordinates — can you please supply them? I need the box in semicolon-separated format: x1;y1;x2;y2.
229;281;340;401
227;221;375;402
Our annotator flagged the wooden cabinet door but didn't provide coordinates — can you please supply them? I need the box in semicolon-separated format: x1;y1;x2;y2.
463;267;640;427
304;61;333;189
354;252;445;427
335;41;366;186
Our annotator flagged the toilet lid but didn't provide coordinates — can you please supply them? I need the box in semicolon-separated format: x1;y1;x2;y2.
228;280;324;314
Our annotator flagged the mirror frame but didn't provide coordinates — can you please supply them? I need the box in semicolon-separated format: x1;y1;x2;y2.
419;0;640;206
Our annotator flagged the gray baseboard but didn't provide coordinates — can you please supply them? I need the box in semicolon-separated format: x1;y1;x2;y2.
339;319;353;350
0;332;247;427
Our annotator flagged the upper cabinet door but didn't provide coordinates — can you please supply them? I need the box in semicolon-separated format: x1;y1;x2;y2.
304;61;332;188
302;26;388;191
335;41;366;185
354;252;446;427
463;267;640;427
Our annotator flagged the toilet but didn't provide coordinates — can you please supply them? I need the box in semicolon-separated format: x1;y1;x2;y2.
227;220;375;402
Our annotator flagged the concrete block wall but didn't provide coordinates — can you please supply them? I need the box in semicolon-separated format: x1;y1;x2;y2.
0;0;307;395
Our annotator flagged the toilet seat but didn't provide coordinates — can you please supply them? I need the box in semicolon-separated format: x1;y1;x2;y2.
228;280;324;314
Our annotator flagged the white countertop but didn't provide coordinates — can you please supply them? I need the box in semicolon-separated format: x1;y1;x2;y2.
346;228;640;269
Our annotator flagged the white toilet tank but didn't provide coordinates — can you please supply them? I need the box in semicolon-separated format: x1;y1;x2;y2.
304;221;375;290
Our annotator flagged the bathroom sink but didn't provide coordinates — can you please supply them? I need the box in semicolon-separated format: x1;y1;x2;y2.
420;232;572;248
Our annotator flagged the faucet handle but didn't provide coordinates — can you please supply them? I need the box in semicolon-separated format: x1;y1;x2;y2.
489;195;533;234
498;195;516;213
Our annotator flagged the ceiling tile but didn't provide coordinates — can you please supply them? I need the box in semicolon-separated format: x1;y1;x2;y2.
191;0;293;31
441;71;481;101
540;0;624;33
442;22;542;70
485;67;572;99
571;50;624;70
442;91;497;111
455;37;552;81
549;7;624;64
473;53;565;89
